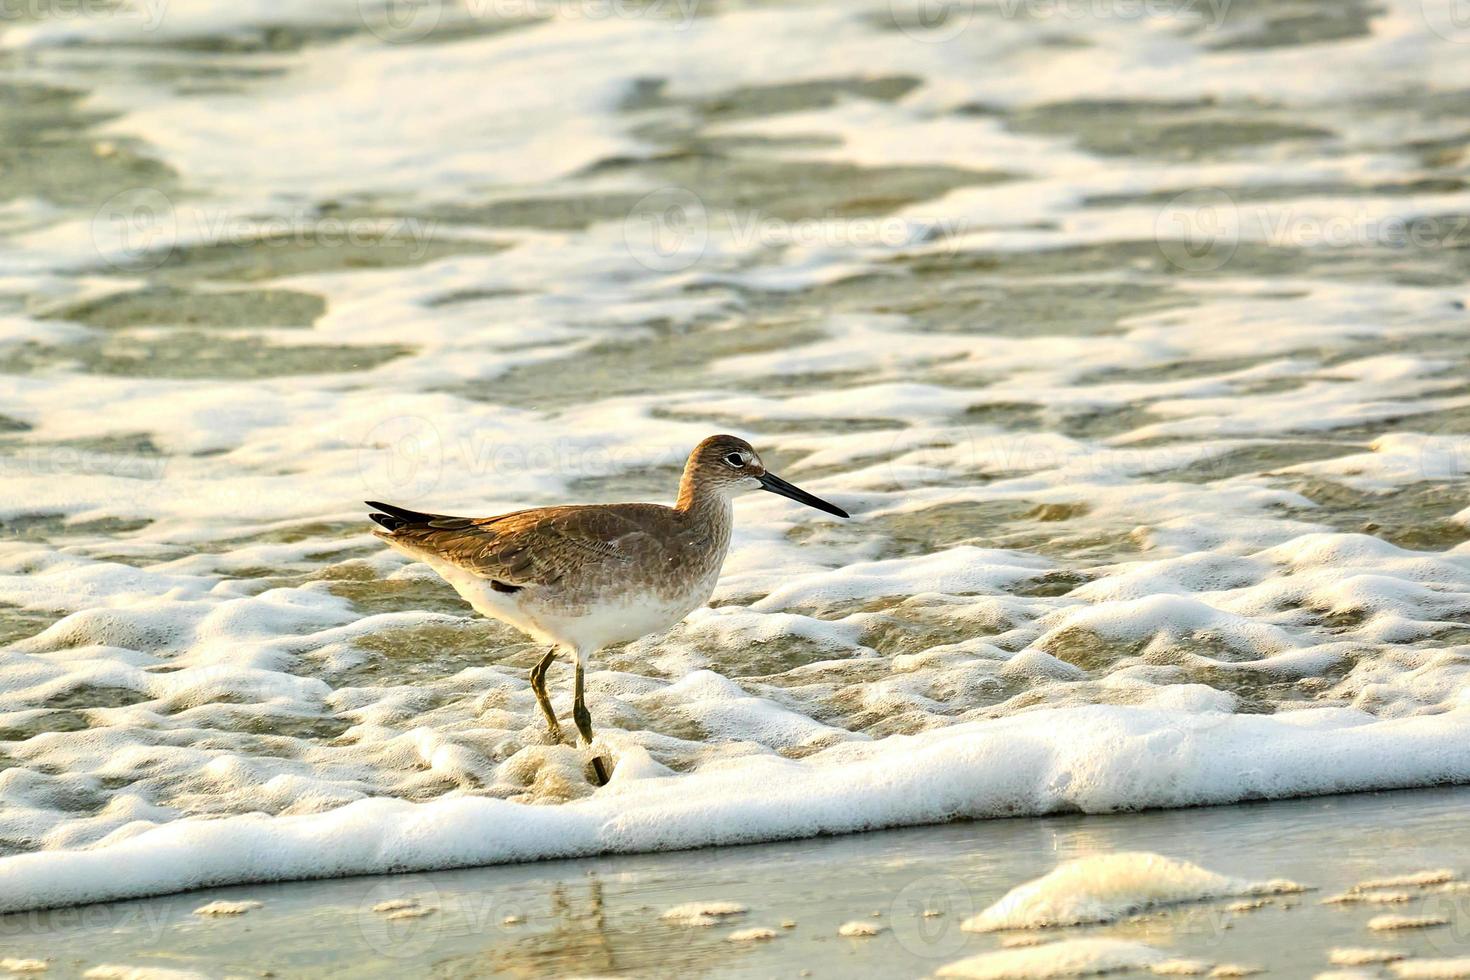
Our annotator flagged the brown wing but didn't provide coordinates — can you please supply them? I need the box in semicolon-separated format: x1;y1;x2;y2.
367;501;649;586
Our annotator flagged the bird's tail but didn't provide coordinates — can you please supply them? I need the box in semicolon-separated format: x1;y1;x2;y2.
365;500;442;534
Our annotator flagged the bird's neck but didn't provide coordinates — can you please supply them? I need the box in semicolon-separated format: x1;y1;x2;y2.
675;475;733;528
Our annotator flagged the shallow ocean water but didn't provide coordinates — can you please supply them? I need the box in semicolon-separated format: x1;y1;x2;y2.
1;0;1470;915
7;787;1470;978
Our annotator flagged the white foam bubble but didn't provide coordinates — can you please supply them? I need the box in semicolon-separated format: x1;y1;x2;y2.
1368;914;1450;931
661;900;747;926
937;938;1169;978
962;852;1304;931
1392;959;1470;979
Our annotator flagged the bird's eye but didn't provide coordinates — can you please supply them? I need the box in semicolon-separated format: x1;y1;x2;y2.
724;452;745;468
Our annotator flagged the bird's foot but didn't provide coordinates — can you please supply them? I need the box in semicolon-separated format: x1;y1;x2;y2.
570;700;608;785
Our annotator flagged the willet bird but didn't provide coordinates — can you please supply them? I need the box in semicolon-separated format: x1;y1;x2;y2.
367;434;848;785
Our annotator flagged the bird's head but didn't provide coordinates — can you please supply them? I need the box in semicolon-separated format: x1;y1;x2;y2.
683;434;848;517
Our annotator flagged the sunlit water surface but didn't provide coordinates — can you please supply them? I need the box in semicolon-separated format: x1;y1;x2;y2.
8;787;1470;977
1;0;1470;938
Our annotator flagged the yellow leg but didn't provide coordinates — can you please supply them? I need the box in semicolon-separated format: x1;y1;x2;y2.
573;656;610;786
528;648;563;743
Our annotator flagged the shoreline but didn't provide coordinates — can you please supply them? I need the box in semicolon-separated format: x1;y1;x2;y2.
5;784;1470;977
4;701;1469;915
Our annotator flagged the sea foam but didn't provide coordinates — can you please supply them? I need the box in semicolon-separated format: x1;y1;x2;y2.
2;0;1470;917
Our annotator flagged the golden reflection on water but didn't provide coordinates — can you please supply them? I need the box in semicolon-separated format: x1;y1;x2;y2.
429;876;752;979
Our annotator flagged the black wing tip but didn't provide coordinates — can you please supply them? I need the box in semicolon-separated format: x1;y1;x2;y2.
365;500;416;532
368;512;404;532
364;499;440;531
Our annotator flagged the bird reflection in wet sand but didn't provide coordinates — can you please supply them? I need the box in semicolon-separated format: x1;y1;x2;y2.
432;876;749;978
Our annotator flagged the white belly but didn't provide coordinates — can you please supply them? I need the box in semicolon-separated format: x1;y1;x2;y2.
544;592;707;650
429;558;716;652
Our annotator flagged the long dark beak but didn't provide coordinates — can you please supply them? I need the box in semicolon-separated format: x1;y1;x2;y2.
757;472;849;518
